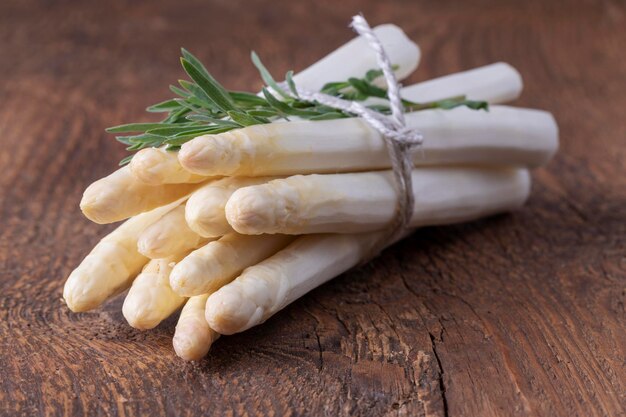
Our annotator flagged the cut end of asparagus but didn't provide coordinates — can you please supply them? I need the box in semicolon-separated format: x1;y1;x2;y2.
544;112;560;162
497;62;524;101
401;62;524;104
205;286;260;335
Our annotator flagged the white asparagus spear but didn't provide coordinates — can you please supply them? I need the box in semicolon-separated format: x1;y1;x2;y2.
129;147;208;185
360;62;522;110
122;257;186;330
173;294;220;361
226;167;531;235
128;24;419;186
178;106;558;177
137;204;209;259
205;232;383;335
401;62;522;103
63;199;181;312
207;169;532;335
80;166;203;224
185;176;277;238
170;233;294;297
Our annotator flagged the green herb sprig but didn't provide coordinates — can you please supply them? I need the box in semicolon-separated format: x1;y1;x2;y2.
107;49;488;165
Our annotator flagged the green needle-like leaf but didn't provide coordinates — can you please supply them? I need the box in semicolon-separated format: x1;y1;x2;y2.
146;126;210;136
180;58;236;113
106;123;178;133
170;84;191;98
181;48;214;81
164;126;235;146
124;133;166;144
229;91;270;107
186;114;243;127
319;81;349;96
285;70;299;97
227;111;270;126
179;80;219;111
115;136;135;145
146;99;181;113
247;109;279;118
251;51;291;100
262;88;320;117
348;77;388;99
364;68;384;82
119;155;135;166
163;107;191;124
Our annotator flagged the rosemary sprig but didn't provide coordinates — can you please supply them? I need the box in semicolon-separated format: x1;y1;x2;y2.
107;49;488;165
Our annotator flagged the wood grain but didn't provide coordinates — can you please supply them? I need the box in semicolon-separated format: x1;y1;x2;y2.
0;0;625;416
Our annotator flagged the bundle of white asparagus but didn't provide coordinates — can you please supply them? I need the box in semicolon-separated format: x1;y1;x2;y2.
64;22;558;361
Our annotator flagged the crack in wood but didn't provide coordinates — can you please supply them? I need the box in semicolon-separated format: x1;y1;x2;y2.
429;332;450;417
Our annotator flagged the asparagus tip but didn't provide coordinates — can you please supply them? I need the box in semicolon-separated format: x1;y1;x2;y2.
205;286;259;335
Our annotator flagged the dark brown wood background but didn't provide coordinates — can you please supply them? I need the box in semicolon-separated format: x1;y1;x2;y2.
1;0;624;416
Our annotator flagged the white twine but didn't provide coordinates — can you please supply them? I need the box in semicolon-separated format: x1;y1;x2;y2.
277;15;422;254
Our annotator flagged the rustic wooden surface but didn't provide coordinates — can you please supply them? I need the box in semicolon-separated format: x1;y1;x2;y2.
1;0;624;416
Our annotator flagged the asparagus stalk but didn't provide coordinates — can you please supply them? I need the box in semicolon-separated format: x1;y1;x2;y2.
63;199;181;312
173;294;220;361
178;106;558;177
137;204;210;259
80;166;204;224
185;176;278;238
401;62;522;103
205;233;383;335
129;147;208;185
122;257;186;330
169;233;294;297
226;167;531;235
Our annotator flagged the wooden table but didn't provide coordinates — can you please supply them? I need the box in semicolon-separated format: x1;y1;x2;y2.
1;0;624;416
